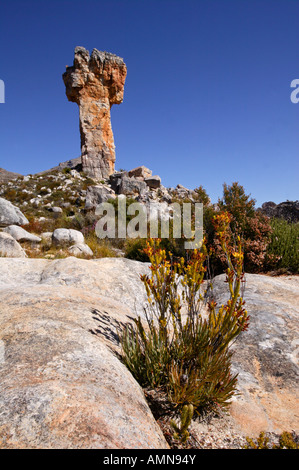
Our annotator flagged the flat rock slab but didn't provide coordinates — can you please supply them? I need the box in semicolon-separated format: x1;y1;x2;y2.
209;273;299;437
0;257;167;449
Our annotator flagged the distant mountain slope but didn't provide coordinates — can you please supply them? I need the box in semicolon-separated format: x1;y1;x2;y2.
0;168;23;183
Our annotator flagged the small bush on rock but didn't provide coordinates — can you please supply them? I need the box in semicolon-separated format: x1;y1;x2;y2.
121;212;249;442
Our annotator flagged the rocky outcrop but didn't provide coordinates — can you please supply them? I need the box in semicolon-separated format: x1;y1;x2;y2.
0;197;29;227
145;175;161;189
0;257;167;449
63;47;127;179
109;171;148;197
128;166;152;179
85;185;116;210
0;256;297;448
259;201;299;223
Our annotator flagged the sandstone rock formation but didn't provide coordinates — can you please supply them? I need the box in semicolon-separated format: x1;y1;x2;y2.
67;243;93;257
145;175;161;189
63;47;127;179
128;166;152;179
109;171;148;197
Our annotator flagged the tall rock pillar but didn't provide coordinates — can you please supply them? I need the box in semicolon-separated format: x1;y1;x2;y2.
63;47;127;179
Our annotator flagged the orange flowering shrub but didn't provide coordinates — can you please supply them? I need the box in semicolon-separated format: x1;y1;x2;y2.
215;182;273;273
121;212;249;426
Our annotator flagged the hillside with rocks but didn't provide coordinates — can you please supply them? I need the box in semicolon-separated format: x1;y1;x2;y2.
0;159;202;260
0;46;298;449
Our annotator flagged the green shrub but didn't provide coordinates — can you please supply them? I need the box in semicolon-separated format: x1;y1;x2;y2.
124;235;185;263
121;212;249;440
124;238;149;262
265;218;299;273
51;190;66;201
170;404;194;444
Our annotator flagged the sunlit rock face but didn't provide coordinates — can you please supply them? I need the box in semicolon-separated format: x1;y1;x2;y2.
63;47;127;179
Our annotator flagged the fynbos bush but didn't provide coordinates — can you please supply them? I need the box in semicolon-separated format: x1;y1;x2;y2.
121;212;249;441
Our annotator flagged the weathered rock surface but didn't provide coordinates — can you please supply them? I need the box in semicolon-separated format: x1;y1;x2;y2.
0;197;29;227
109;172;148;197
0;257;168;449
145;175;161;189
47;206;63;214
128;166;152;179
85;185;116;210
68;243;93;257
3;225;41;243
207;273;299;438
0;232;27;258
63;47;127;179
52;228;84;246
117;176;148;197
40;232;53;242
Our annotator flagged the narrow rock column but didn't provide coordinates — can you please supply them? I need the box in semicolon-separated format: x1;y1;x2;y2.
63;47;127;179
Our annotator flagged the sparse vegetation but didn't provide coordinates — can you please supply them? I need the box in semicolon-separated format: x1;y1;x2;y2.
0;171;297;274
244;431;299;449
84;232;116;258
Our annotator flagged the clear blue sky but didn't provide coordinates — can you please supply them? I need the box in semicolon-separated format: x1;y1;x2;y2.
0;0;298;207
